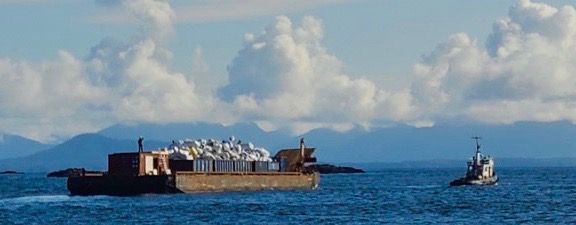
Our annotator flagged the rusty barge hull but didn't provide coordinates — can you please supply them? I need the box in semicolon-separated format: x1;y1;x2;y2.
175;171;319;192
67;172;320;196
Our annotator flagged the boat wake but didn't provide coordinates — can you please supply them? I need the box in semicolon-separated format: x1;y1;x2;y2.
404;185;442;189
0;194;113;210
0;195;71;205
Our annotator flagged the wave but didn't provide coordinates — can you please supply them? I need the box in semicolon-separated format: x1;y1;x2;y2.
0;195;71;205
403;185;442;189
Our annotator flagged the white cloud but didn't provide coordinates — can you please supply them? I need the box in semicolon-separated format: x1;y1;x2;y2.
0;51;111;142
466;99;576;124
411;0;576;125
124;0;174;41
221;16;415;134
85;0;229;124
0;0;227;142
8;0;576;142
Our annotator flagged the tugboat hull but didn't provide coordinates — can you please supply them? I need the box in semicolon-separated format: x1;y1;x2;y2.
450;175;499;186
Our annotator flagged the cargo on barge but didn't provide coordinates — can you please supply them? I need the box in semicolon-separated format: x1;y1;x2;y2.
67;139;320;196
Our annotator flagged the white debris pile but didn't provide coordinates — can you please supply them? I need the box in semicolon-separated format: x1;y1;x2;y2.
164;136;271;161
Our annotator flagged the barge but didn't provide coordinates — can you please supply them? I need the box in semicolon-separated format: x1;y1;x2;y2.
450;137;498;186
67;139;319;196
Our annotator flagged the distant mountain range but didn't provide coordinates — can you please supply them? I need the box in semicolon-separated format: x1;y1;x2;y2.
0;133;52;160
0;134;169;172
1;121;576;172
343;157;576;171
97;122;295;151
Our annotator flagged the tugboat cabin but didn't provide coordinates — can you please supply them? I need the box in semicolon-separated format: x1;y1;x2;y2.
467;150;495;179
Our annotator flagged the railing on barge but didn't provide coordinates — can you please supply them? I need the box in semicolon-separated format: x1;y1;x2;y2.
169;159;290;174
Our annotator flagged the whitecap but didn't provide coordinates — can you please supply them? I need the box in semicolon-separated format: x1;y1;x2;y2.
0;195;70;205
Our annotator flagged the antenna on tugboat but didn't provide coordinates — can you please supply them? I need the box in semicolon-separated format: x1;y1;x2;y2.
471;136;482;151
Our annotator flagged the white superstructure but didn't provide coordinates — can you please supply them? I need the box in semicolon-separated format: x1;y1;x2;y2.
450;136;498;186
466;138;495;180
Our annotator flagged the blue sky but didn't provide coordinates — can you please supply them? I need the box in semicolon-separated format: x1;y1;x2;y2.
1;0;576;142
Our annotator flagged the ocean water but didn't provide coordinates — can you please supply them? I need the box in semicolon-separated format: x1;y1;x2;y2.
1;167;576;224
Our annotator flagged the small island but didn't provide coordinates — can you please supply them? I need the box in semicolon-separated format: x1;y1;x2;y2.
0;171;18;174
307;164;364;174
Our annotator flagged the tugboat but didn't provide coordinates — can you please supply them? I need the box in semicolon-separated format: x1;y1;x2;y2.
450;137;498;186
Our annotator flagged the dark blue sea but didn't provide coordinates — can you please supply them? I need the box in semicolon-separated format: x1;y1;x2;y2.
1;167;575;224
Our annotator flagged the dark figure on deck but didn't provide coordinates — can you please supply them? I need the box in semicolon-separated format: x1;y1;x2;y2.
297;138;305;172
138;136;144;152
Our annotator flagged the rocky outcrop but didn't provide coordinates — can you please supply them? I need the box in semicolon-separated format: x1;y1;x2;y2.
0;171;18;174
306;164;364;174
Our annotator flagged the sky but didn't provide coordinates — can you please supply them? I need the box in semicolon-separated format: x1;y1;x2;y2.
2;0;576;143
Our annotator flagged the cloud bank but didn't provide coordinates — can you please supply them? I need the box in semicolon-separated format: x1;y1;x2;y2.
3;0;576;142
0;0;225;142
411;0;576;124
221;0;576;132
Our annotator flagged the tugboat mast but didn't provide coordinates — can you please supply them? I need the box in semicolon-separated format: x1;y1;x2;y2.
471;136;482;167
471;136;482;152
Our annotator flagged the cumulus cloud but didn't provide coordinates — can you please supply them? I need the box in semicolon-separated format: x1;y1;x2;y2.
411;0;576;124
0;0;224;142
85;0;227;124
0;51;111;142
222;0;576;134
7;0;576;142
221;16;415;134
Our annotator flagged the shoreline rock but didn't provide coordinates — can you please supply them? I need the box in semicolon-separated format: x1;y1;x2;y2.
307;164;364;174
